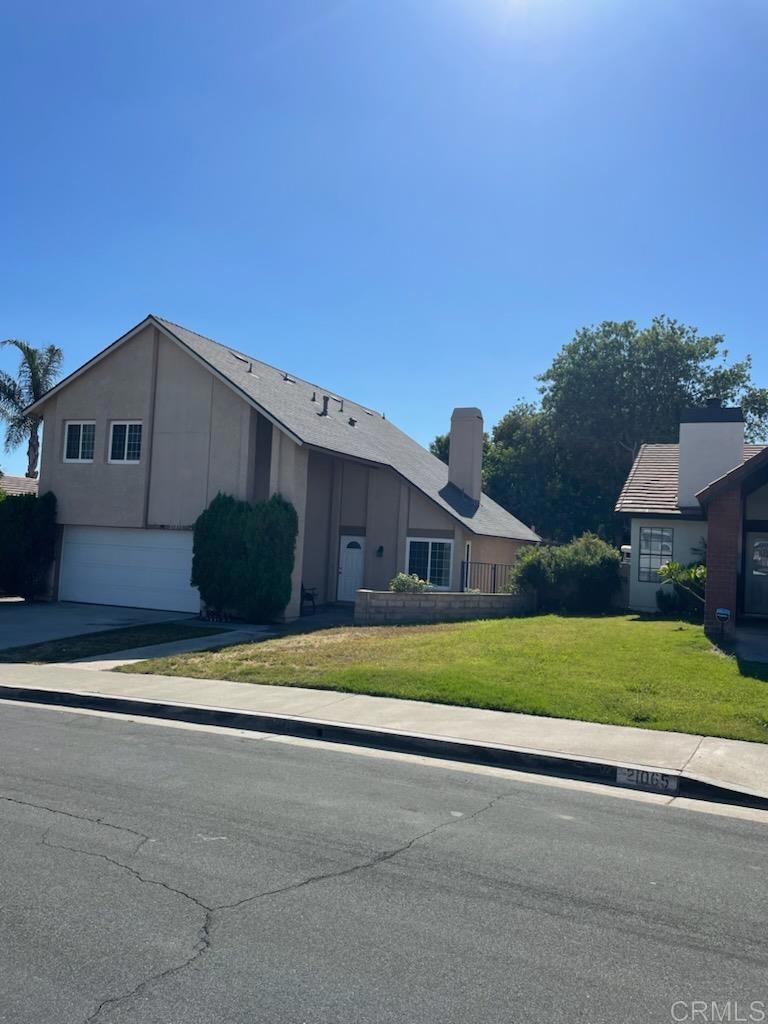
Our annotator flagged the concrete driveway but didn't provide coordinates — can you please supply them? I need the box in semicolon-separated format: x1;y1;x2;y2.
0;600;192;651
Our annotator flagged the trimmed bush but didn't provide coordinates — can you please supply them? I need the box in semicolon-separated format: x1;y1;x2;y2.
0;491;57;600
508;533;620;614
388;573;429;593
192;492;298;622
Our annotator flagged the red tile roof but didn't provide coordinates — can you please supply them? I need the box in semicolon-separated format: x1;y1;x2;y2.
0;475;39;496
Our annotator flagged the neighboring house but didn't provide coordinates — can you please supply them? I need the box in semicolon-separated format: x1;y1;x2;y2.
0;475;39;496
27;315;539;618
616;399;767;632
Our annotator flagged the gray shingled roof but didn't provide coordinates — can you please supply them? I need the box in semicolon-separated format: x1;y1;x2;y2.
156;317;539;542
0;474;38;497
615;443;765;516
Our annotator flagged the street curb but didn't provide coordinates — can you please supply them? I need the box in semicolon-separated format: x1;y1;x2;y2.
2;683;767;811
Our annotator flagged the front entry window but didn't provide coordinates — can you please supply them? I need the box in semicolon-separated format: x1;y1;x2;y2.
752;540;768;576
638;527;673;582
406;538;453;589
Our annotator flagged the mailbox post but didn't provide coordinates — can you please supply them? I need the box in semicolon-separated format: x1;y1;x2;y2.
716;607;731;641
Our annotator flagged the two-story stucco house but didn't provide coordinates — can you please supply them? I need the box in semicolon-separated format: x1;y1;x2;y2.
28;315;539;618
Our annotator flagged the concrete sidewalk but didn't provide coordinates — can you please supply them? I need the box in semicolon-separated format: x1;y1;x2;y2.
1;661;767;807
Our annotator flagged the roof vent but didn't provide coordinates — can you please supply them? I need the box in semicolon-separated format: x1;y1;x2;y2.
311;391;316;402
348;417;357;427
318;395;330;417
283;372;295;383
230;352;254;374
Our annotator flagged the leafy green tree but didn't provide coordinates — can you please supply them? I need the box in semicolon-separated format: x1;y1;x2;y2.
429;433;450;463
541;316;767;456
481;401;581;540
0;339;63;479
432;317;768;541
432;403;607;541
536;316;768;537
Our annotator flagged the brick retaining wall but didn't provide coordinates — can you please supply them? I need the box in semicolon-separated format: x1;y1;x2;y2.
354;589;535;626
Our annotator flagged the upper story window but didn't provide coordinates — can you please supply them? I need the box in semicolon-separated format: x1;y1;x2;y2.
109;422;142;463
406;537;454;589
638;526;673;582
63;421;95;463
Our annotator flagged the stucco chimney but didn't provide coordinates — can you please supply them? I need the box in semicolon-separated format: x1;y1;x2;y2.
448;407;483;503
677;399;744;508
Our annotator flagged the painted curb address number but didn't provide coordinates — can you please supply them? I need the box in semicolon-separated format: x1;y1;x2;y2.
616;766;679;795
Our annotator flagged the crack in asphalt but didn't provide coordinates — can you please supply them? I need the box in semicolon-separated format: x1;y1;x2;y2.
38;788;515;1023
39;830;214;1024
40;831;210;913
1;793;150;847
214;788;515;914
82;908;214;1024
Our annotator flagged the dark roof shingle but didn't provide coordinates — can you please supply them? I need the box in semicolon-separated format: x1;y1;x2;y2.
157;318;539;542
615;443;765;516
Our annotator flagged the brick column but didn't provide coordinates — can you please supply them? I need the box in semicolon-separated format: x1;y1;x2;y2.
703;483;741;635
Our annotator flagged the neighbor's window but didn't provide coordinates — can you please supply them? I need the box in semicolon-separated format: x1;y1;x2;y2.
406;538;453;588
638;526;673;582
752;540;768;576
109;422;142;463
63;421;95;463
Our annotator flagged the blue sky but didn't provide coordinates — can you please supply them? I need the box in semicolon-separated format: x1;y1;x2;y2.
2;0;767;475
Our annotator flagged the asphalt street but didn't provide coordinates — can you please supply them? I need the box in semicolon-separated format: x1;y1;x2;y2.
1;701;766;1024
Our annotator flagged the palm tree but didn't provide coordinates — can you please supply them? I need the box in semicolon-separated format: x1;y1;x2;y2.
0;339;63;479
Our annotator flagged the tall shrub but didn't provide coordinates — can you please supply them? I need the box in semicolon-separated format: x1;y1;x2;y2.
508;533;620;614
0;491;57;599
192;492;298;621
191;494;247;614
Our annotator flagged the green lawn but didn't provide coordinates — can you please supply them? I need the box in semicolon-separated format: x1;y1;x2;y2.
0;621;224;664
116;614;768;743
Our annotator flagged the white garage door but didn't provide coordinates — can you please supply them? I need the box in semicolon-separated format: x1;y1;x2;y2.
59;527;200;613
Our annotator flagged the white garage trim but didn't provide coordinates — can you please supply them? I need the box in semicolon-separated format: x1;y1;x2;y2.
59;527;200;613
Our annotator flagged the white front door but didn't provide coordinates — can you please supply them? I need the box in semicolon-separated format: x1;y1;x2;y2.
337;536;365;602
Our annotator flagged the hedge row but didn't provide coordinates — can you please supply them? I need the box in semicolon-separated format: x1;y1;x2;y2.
0;491;57;600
